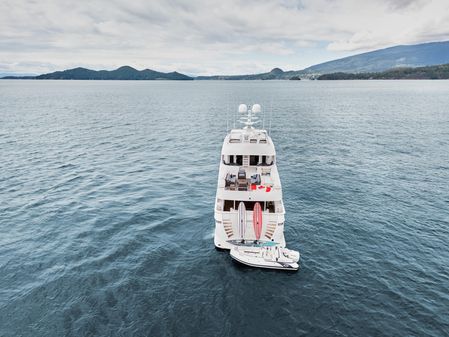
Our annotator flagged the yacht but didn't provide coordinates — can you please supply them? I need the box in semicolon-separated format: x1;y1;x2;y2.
214;104;299;270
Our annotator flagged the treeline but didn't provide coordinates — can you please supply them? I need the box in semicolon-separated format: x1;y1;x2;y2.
318;63;449;80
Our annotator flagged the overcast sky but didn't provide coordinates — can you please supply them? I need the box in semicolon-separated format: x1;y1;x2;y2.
1;0;449;75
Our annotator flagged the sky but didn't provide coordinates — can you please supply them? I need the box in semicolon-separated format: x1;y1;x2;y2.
1;0;449;75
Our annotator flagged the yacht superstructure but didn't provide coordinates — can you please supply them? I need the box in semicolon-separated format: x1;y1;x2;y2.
214;104;287;251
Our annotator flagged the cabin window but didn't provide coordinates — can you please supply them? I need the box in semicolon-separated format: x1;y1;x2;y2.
225;155;235;165
249;155;258;166
223;154;273;166
236;155;243;166
230;200;256;211
243;201;256;211
223;200;277;213
224;200;234;211
253;155;273;166
266;201;275;213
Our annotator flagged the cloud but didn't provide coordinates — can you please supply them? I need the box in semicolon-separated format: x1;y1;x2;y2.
0;0;448;75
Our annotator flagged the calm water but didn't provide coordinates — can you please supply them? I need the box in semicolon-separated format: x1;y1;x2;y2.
1;80;448;337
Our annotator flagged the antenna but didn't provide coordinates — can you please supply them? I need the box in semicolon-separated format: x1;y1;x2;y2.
262;102;265;130
233;99;236;129
269;98;273;135
226;98;229;131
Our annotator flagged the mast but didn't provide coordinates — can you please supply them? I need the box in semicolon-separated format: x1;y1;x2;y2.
238;104;261;130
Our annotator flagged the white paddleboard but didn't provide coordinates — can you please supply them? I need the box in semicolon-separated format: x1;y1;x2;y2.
238;202;246;241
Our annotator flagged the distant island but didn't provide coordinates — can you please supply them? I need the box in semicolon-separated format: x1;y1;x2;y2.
2;40;449;81
195;67;302;80
317;63;449;80
2;66;193;80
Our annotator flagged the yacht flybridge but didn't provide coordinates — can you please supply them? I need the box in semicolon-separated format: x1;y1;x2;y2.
214;104;300;271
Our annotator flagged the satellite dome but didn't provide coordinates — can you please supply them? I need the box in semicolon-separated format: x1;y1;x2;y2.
238;104;248;113
252;104;261;113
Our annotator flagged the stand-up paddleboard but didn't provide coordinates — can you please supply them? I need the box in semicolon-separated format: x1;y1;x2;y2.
253;202;262;241
238;202;246;241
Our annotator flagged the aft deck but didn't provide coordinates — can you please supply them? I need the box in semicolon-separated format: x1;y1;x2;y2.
223;166;274;191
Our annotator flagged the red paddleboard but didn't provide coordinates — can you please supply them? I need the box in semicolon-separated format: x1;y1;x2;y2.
253;202;262;240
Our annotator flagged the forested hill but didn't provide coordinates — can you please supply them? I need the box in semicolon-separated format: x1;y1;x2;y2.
1;66;193;80
303;40;449;74
317;63;449;80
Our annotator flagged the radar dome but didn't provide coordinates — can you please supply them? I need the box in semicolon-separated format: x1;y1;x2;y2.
252;104;261;113
238;104;248;113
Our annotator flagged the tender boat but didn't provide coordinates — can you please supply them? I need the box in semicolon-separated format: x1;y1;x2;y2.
230;243;300;271
213;103;300;271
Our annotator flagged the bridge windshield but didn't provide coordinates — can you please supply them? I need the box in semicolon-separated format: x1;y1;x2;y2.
223;155;274;166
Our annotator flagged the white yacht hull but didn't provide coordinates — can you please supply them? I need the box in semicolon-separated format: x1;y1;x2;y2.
214;223;286;250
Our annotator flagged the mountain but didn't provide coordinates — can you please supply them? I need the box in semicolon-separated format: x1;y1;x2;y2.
196;40;449;79
303;40;449;74
1;66;193;80
317;63;449;80
36;66;193;80
2;40;449;81
196;67;301;80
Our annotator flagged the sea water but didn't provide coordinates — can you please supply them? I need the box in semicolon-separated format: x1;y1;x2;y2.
1;80;448;336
